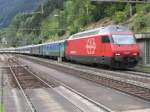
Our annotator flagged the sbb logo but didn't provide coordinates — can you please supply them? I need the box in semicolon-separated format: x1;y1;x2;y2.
86;38;96;54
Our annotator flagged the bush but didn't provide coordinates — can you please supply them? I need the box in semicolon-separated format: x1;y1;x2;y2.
136;4;150;14
133;14;146;31
143;5;150;13
113;11;126;23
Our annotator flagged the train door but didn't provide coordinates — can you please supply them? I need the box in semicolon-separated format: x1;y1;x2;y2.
39;45;43;56
59;42;65;57
101;36;111;64
101;36;110;54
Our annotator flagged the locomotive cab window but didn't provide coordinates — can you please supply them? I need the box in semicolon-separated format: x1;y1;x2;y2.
112;35;136;45
102;36;110;43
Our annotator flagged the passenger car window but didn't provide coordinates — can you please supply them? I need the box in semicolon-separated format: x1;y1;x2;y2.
102;36;110;43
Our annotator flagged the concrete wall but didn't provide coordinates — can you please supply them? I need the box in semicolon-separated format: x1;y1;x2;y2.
135;33;150;65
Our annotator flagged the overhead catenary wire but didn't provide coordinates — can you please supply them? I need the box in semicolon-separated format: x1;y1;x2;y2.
91;0;150;4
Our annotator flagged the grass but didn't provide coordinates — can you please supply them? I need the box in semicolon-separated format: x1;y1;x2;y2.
136;65;150;73
0;104;5;112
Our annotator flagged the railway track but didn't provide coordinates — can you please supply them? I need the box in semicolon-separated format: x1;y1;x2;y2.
17;55;150;101
7;56;112;112
8;58;46;112
124;70;150;78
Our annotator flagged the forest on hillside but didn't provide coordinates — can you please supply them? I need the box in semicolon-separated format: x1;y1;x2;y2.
0;0;47;28
0;0;150;47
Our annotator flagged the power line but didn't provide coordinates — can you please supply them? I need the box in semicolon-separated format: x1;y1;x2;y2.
91;0;150;4
17;28;66;31
0;28;67;32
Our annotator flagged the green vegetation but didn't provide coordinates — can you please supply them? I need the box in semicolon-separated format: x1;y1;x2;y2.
0;104;5;112
0;0;150;47
136;65;150;73
0;0;45;28
129;4;150;32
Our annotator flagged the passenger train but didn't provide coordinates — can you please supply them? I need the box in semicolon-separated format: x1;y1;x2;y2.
1;25;141;68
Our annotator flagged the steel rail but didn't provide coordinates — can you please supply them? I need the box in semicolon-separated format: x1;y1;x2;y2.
22;67;88;112
10;56;113;112
124;70;150;78
8;58;85;112
19;54;150;80
17;55;150;101
22;55;150;89
9;66;36;112
23;64;113;112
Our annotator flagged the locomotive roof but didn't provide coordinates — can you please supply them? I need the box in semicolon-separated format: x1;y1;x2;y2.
69;25;131;39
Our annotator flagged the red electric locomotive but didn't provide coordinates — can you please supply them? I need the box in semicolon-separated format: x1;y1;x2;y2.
65;25;140;68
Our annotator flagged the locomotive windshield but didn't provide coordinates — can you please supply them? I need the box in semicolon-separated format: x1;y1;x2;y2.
112;35;136;45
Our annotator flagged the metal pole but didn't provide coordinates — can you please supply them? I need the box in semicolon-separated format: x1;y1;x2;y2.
130;3;133;16
58;43;62;62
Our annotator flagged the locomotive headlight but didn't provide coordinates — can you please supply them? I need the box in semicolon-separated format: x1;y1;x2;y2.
132;52;138;56
115;53;121;56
